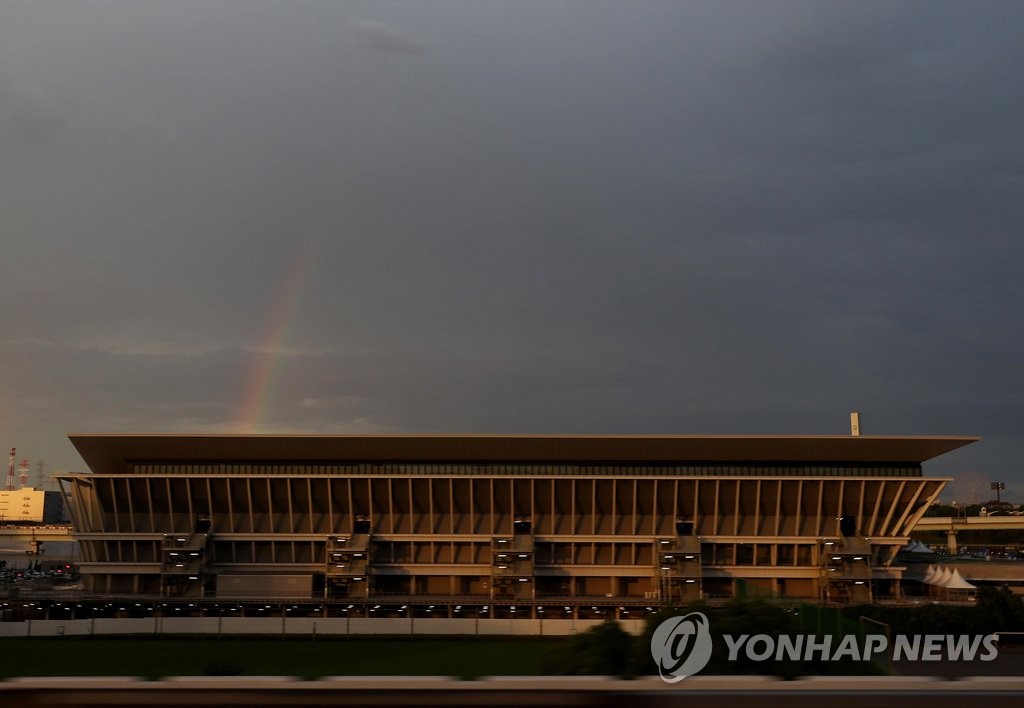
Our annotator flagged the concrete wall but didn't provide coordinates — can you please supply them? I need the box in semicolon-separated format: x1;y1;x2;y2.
0;616;647;638
216;574;313;599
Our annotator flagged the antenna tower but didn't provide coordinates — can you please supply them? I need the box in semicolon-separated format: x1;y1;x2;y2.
5;448;15;491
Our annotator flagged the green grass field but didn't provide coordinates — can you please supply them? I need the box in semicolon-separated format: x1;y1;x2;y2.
0;636;563;680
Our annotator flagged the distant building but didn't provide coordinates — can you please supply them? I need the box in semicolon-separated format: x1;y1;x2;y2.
59;433;975;608
0;487;65;524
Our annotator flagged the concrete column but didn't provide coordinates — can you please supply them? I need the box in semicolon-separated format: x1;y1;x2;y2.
946;529;958;555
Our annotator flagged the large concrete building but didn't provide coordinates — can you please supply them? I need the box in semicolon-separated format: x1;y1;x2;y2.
0;487;65;524
59;433;975;608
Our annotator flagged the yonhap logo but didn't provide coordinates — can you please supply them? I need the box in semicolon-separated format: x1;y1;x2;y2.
650;612;713;682
648;609;999;682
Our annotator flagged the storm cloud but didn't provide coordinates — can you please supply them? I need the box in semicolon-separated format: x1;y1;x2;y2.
1;1;1022;497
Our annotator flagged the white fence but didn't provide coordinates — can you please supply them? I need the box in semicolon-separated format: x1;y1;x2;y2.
0;616;649;638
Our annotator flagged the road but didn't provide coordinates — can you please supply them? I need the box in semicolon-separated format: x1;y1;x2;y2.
2;676;1024;708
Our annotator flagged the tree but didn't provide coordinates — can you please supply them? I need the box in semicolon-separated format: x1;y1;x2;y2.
543;619;635;676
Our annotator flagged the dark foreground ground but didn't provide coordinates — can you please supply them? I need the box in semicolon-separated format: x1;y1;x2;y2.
3;637;1024;708
0;636;561;680
3;635;1024;680
892;649;1024;677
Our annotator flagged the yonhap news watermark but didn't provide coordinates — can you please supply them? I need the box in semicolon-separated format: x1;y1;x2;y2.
650;611;999;683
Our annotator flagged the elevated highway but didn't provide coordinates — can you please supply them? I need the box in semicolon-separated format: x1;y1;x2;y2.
0;525;73;556
0;525;73;540
912;516;1024;553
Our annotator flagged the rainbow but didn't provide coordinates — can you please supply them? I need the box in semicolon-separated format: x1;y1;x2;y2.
237;237;318;431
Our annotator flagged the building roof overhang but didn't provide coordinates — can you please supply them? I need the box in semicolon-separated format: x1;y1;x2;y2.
66;433;979;475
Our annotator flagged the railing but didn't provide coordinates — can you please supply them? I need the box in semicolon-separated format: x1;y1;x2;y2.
823;564;873;580
161;533;208;552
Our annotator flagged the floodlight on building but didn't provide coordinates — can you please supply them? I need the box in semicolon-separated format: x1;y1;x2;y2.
992;481;1006;502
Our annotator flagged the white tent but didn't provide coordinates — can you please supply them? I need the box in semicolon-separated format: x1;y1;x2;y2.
922;564;939;584
933;567;953;587
944;568;977;590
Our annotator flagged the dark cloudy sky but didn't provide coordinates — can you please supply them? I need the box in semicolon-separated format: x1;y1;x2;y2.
2;1;1022;500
